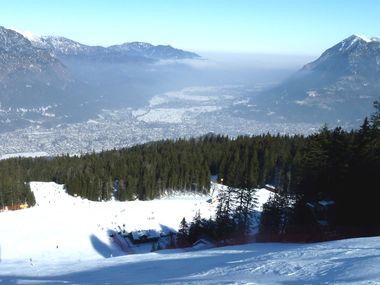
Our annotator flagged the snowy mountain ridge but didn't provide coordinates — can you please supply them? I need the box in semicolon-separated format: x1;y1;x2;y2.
37;36;88;56
12;27;200;60
353;34;380;43
20;31;200;60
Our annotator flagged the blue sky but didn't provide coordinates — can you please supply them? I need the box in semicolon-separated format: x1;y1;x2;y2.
1;0;379;55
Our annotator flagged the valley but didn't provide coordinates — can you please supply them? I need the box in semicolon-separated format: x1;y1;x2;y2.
0;84;320;157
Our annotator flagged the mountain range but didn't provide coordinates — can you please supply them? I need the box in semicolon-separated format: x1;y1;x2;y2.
2;25;380;131
30;35;199;62
0;26;200;131
245;34;380;126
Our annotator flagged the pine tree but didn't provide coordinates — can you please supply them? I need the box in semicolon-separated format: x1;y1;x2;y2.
258;194;288;241
188;211;203;243
215;186;235;240
235;186;258;235
177;217;190;247
370;100;380;131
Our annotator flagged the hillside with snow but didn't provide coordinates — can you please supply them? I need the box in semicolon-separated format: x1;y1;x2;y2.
1;182;380;284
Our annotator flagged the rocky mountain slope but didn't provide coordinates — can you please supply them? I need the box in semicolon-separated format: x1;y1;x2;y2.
0;26;71;107
248;35;380;126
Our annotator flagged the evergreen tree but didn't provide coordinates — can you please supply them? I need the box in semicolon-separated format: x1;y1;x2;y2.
258;194;288;241
234;186;258;235
215;186;235;240
177;217;190;247
370;100;380;130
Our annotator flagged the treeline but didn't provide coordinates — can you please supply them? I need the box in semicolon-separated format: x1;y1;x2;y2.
0;158;36;208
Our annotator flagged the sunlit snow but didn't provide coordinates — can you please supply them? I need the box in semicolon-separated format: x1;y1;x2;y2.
1;182;379;284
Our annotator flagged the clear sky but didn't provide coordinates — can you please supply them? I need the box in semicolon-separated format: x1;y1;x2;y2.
1;0;379;55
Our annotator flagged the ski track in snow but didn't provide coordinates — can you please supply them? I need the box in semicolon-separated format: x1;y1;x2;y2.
1;182;380;284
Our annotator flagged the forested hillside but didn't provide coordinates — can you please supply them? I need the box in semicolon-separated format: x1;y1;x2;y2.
0;133;302;204
1;102;379;240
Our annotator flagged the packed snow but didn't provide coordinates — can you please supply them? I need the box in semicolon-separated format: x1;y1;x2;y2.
1;182;380;284
0;182;216;261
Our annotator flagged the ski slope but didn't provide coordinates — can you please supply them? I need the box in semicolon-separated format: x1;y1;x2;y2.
1;182;380;284
0;182;218;261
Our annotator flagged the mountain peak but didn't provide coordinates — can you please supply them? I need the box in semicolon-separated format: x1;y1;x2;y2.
125;42;154;48
302;34;380;72
33;36;87;56
335;34;373;53
335;34;380;52
351;34;371;43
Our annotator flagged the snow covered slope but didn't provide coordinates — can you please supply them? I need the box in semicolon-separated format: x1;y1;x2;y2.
0;182;271;260
2;182;379;284
0;182;216;261
1;234;380;284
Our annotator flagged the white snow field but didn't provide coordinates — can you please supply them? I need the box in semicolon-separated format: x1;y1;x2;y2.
1;182;380;284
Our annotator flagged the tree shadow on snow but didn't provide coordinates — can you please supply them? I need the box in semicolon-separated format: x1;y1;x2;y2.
0;250;257;284
90;234;114;258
